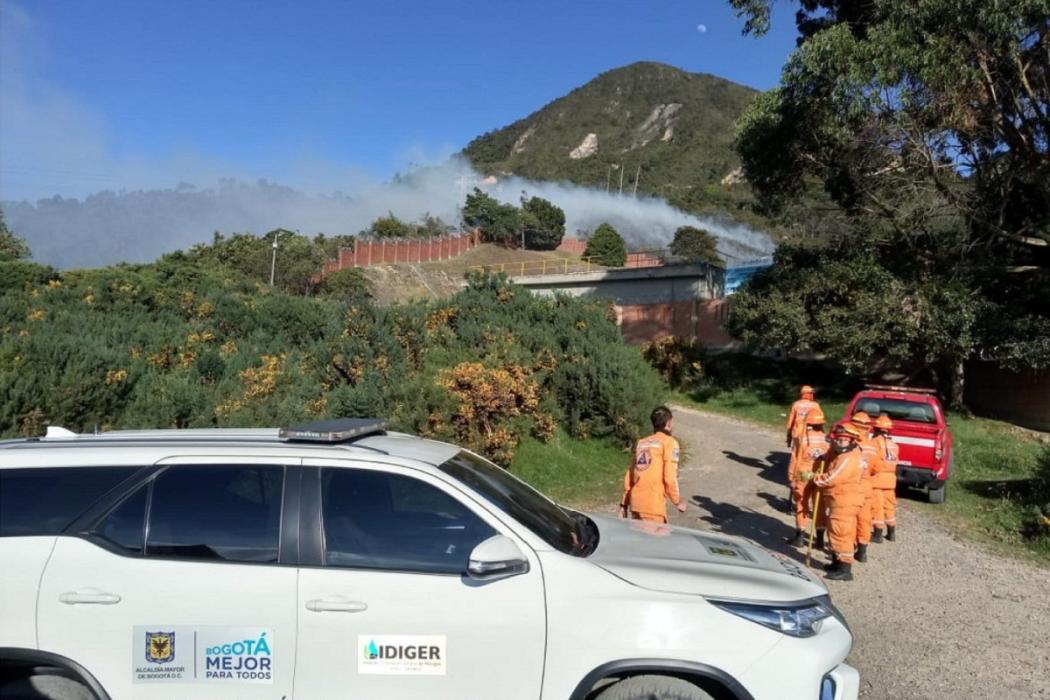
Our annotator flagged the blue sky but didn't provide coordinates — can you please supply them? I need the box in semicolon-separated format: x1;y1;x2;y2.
0;0;799;201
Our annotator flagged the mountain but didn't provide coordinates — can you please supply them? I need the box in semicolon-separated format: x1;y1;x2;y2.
462;62;759;218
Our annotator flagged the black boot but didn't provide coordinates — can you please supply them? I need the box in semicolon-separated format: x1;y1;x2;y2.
886;525;896;541
855;544;868;563
825;562;853;581
823;554;839;571
786;529;805;547
871;527;884;543
815;529;826;550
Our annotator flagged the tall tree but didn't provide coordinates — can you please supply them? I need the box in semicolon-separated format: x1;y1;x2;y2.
462;188;522;247
521;196;566;250
727;0;1050;404
0;209;31;261
584;223;627;267
669;226;721;265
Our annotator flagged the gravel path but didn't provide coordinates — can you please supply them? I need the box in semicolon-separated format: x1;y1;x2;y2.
600;405;1050;699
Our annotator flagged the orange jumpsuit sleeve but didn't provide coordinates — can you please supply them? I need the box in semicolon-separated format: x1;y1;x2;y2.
663;437;682;506
786;403;799;441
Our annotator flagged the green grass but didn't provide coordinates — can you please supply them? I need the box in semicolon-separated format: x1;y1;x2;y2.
669;354;1050;564
509;429;628;509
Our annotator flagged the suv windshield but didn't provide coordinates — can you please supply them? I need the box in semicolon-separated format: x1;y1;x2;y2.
854;397;937;424
439;451;594;556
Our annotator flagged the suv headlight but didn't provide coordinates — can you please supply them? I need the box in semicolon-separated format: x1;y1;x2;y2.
708;597;835;638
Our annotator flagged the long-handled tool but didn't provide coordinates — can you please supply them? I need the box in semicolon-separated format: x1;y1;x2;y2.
804;458;828;567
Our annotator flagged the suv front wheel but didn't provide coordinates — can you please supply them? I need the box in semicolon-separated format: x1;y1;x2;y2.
595;675;715;700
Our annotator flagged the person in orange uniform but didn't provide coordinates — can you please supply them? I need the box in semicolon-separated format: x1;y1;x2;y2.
620;406;688;523
870;414;900;542
800;423;865;581
850;411;878;563
786;386;821;476
785;407;830;547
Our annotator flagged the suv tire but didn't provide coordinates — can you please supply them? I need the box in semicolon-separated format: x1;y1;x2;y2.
595;675;715;700
928;483;947;504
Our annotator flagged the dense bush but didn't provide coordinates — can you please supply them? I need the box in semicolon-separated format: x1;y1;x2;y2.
0;260;661;465
584;223;627;267
642;337;705;390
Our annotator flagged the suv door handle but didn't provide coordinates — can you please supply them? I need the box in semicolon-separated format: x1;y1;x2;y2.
59;589;122;605
306;597;368;613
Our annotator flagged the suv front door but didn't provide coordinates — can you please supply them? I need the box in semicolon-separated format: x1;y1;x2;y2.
294;460;546;699
36;459;298;699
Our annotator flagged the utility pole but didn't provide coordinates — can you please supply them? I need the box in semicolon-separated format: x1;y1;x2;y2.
632;164;641;196
269;229;281;287
618;164;624;194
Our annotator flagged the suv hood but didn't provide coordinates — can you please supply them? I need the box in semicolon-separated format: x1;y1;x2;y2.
587;515;826;602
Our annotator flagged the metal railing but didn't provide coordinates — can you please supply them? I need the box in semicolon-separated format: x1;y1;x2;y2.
465;250;669;277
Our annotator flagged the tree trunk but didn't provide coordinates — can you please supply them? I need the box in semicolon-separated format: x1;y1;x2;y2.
948;358;966;411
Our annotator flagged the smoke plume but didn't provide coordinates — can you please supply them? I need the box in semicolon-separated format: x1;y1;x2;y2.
4;158;773;269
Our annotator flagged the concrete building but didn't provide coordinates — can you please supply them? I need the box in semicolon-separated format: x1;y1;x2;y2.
513;263;734;347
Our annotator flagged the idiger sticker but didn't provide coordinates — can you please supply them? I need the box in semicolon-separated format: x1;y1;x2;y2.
358;635;447;676
132;626;273;683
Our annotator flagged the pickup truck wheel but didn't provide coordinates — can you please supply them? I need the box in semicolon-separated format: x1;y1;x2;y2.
928;483;947;504
595;675;715;700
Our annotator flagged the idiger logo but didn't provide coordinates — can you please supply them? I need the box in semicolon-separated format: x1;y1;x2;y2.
358;635;447;675
200;629;274;683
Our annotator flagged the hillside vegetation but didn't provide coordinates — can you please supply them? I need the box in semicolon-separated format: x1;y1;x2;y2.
463;62;760;220
0;249;663;467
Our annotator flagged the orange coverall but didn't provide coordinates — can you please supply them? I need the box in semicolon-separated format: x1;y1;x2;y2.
786;398;821;473
871;434;900;528
813;449;864;564
789;428;829;531
855;435;878;546
621;431;682;523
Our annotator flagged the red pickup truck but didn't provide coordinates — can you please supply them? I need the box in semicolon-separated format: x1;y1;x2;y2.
838;385;954;503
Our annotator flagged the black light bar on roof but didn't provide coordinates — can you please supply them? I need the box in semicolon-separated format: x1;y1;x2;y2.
864;384;938;395
279;418;387;443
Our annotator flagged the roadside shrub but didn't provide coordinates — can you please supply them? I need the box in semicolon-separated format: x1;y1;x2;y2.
643;337;705;389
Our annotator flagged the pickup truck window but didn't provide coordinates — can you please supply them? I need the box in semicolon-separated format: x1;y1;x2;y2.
855;398;937;424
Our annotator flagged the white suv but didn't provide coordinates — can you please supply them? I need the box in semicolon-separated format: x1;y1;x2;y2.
0;419;859;700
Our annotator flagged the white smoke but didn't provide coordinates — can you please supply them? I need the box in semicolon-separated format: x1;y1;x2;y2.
4;158;773;269
1;0;772;269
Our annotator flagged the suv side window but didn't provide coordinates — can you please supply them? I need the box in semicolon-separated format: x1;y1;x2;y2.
93;487;149;554
146;465;283;564
0;467;138;537
321;468;496;574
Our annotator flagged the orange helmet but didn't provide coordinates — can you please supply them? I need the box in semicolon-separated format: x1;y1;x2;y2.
875;414;893;431
800;385;815;398
804;407;826;426
851;411;873;429
832;423;863;441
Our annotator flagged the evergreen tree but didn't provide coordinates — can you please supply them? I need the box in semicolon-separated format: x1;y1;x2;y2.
584;223;627;267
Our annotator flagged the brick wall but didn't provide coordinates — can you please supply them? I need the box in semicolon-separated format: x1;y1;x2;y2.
964;360;1050;431
615;298;735;347
319;231;480;275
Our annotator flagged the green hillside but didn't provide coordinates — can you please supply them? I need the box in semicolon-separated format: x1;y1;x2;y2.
463;62;759;217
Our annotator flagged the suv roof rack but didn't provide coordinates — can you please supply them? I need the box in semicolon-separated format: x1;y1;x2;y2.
864;384;938;395
279;418;387;443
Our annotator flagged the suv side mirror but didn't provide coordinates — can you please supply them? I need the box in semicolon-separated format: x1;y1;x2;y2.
467;535;529;580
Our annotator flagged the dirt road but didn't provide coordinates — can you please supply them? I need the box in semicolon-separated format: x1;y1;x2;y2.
608;406;1050;699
